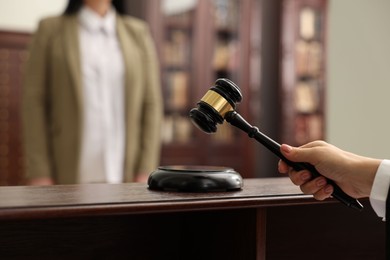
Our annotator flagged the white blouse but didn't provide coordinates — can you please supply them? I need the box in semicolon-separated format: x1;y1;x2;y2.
77;6;125;184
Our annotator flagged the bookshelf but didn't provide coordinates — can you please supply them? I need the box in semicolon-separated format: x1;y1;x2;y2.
280;0;327;146
131;0;259;177
160;6;194;145
128;0;328;177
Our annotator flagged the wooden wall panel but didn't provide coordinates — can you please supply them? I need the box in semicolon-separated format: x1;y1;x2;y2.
0;30;31;185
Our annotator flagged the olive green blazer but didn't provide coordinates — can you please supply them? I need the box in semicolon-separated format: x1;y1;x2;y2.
22;14;163;184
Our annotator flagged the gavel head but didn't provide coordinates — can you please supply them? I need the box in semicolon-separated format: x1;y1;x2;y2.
189;78;242;133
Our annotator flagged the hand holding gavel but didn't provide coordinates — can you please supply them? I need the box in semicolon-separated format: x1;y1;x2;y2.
189;78;363;211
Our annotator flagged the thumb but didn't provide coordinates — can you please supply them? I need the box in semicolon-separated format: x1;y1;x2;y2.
280;144;318;165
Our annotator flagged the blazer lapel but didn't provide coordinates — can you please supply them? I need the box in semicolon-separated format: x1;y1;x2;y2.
63;15;83;111
116;16;136;115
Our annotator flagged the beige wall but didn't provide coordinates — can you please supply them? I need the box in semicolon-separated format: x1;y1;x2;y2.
327;0;390;158
0;0;66;32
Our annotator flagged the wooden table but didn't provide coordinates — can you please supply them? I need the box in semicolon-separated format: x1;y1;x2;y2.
0;178;385;259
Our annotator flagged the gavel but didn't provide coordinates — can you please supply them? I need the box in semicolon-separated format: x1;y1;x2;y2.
189;78;363;211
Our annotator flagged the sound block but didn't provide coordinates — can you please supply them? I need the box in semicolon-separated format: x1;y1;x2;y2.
147;165;243;192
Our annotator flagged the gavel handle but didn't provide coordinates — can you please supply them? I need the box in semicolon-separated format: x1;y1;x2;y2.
225;111;363;211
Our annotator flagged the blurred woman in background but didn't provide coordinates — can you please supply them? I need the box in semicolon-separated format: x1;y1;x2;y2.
22;0;163;185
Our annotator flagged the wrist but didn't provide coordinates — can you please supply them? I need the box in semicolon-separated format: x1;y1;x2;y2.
356;158;381;197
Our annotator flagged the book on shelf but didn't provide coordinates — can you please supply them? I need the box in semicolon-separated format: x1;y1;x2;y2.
294;114;322;144
213;40;239;72
295;40;322;76
161;115;192;144
166;71;189;110
299;7;316;40
211;121;234;143
294;80;319;113
164;29;190;67
213;0;239;30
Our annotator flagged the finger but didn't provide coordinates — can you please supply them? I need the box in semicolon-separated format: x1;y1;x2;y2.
278;159;312;185
288;169;312;186
300;176;327;195
278;160;290;174
299;140;328;149
280;144;321;166
313;185;334;200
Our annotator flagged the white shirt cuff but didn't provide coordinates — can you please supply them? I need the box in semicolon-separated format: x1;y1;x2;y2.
369;159;390;220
